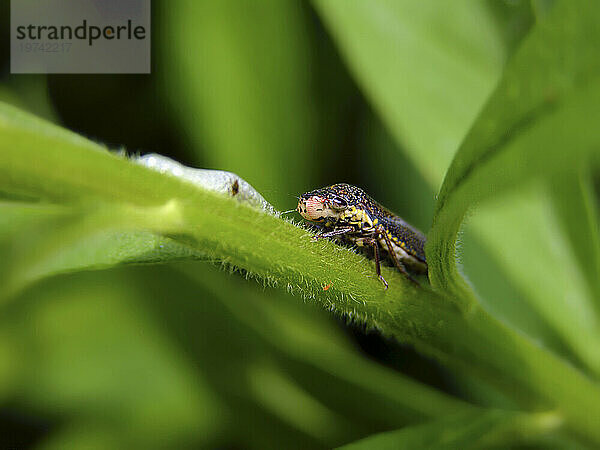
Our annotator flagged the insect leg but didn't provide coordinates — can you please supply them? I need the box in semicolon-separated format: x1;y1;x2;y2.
377;226;419;286
362;237;388;289
312;226;354;241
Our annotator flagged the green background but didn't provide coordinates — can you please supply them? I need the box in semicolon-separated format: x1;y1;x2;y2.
0;1;599;448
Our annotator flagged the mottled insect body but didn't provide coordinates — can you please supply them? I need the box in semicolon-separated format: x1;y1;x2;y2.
297;183;427;288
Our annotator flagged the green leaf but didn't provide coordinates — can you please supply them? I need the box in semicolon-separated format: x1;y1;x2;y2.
312;0;512;187
37;424;121;450
6;271;221;448
338;410;563;450
428;0;600;300
549;171;600;313
466;185;600;374
459;219;576;368
0;202;207;299
0;76;57;123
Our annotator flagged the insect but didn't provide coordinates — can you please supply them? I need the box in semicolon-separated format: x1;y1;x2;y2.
297;183;427;288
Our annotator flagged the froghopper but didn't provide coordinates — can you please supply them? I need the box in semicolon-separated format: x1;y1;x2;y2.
297;183;427;288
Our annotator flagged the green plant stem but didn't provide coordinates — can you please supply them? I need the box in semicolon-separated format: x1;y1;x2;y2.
1;104;600;444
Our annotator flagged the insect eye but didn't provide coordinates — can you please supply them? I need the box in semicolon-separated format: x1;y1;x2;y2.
329;197;347;209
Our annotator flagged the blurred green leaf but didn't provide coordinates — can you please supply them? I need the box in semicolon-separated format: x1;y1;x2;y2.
0;202;207;299
178;263;473;427
313;0;512;187
0;328;20;404
37;424;122;450
247;361;347;442
135;265;346;450
338;410;563;450
140;264;470;447
550;171;600;312
163;0;317;207
0;76;57;123
466;185;600;374
423;0;600;384
357;115;435;231
459;225;572;362
4;271;221;448
428;0;600;301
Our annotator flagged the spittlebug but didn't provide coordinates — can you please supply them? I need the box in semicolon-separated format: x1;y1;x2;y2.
297;183;427;288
